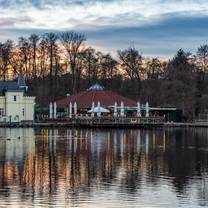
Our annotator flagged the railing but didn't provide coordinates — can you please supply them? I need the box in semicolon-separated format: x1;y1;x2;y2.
75;117;164;124
43;116;165;126
194;119;208;123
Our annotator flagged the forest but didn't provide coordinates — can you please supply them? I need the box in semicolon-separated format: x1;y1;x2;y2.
0;31;208;120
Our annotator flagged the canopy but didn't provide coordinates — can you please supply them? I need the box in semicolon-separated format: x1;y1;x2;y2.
88;106;110;113
56;83;136;109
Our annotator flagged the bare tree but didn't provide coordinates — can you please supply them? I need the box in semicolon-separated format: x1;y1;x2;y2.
59;31;86;94
197;45;208;72
97;52;117;87
38;39;48;78
18;37;31;78
29;34;40;79
43;32;59;101
9;47;23;79
82;47;96;85
146;58;165;80
118;47;144;98
0;40;13;81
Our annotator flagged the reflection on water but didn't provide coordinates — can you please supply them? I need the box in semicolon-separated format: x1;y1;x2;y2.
0;128;208;207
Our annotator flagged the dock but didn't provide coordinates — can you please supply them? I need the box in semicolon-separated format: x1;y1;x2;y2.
0;116;164;128
164;121;208;128
0;117;208;128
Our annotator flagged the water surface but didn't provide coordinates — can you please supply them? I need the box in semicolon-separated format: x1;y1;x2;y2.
0;127;208;207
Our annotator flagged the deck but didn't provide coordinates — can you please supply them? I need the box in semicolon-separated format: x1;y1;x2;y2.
0;116;165;128
1;117;208;128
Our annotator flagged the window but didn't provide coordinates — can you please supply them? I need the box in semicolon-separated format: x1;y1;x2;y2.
22;108;24;116
14;95;17;101
0;108;4;117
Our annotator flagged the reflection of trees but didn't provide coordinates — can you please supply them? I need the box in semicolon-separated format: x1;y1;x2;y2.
164;129;208;194
0;128;208;206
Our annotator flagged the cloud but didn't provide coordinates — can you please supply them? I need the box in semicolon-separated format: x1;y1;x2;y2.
0;0;208;30
0;16;33;27
0;0;208;57
85;14;208;58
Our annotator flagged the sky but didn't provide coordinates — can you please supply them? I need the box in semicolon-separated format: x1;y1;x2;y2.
0;0;208;58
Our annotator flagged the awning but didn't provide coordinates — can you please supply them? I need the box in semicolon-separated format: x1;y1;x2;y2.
88;106;110;113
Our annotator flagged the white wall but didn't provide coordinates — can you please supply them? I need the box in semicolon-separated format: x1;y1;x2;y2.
23;97;35;121
0;91;36;122
5;91;23;122
0;96;6;122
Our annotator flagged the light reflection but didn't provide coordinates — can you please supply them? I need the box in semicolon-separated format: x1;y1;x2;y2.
0;128;207;207
145;131;149;154
163;131;166;152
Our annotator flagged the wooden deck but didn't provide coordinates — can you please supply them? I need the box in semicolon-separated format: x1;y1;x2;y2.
1;117;208;128
68;116;165;128
0;116;165;128
164;121;208;128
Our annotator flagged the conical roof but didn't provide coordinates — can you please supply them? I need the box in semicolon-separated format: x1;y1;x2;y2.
17;72;26;87
56;84;136;108
88;83;104;91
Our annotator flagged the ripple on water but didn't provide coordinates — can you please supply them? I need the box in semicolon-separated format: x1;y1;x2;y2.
0;128;208;207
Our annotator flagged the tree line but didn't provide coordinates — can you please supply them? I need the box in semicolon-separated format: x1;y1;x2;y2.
0;31;208;120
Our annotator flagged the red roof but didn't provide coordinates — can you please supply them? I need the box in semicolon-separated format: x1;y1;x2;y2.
56;85;137;109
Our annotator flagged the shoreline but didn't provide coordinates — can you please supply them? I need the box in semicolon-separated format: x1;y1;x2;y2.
0;121;207;128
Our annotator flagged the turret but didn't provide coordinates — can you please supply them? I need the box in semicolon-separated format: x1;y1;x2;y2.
17;71;28;92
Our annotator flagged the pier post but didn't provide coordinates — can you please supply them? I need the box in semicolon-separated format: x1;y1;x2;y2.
137;102;141;117
145;102;149;117
97;101;101;117
54;102;57;119
114;102;117;117
49;102;53;119
120;101;124;117
69;102;72;118
91;102;95;117
74;102;77;117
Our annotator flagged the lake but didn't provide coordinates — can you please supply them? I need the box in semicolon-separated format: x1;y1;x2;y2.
0;127;208;207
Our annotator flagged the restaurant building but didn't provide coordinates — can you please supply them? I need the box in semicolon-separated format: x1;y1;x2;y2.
54;83;142;117
48;83;179;122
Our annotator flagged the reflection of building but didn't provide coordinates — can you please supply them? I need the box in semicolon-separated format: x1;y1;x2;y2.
0;128;207;207
0;128;35;161
0;73;35;122
0;128;163;194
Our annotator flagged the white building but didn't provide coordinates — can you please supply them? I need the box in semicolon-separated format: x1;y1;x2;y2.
0;73;35;123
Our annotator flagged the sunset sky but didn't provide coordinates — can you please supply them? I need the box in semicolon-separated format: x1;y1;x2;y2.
0;0;208;58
